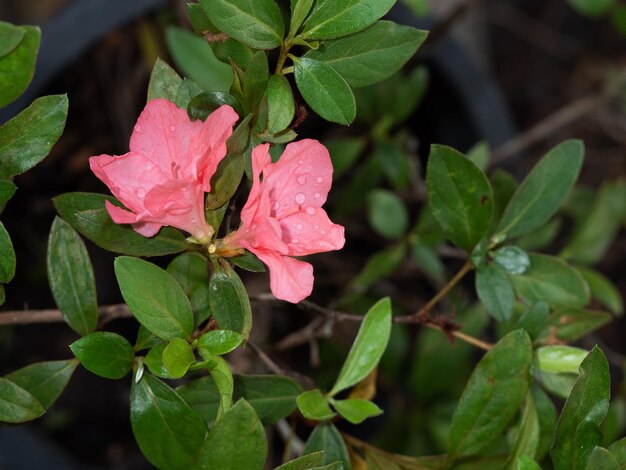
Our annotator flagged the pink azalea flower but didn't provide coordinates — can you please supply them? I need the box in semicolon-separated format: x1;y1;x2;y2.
223;140;345;303
89;98;238;242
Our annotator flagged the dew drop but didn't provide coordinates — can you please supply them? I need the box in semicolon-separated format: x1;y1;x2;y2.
316;176;324;183
320;230;326;235
296;223;303;230
297;175;306;185
136;188;146;198
305;207;316;215
169;125;176;132
295;193;306;204
291;238;299;244
272;202;280;211
314;225;319;230
134;124;142;132
314;192;321;199
298;159;304;164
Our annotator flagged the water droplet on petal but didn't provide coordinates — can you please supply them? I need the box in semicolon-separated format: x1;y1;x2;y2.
136;188;146;198
291;238;299;244
320;230;326;235
297;175;306;185
314;192;321;199
169;125;176;132
314;225;319;230
272;202;280;211
296;223;303;230
298;159;304;164
305;207;316;215
134;124;142;132
316;176;323;183
295;193;306;204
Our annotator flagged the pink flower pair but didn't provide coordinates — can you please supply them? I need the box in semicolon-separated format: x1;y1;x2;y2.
90;99;344;303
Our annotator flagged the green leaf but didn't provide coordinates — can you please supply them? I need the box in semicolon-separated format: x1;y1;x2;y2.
516;218;562;252
198;399;267;470
178;374;302;425
209;263;252;340
297;389;336;421
162;337;195;378
294;57;356;125
330;297;392;396
515;455;542;470
350;244;405;292
576;266;623;315
514;301;549;339
6;360;77;409
289;0;315;37
585;447;620;470
47;217;98;336
305;21;427;88
70;332;134;379
0;377;45;423
0;94;68;178
303;422;350;469
205;151;246;212
426;145;494;252
188;91;243;121
366;189;408;240
135;325;162;352
175;78;204;109
536;345;588;375
197;330;244;357
541;308;612;343
608;437;626;465
532;385;557;460
374;141;411;190
332;398;383;424
0;21;25;58
200;0;284;49
560;180;626;264
143;343;173;379
243;51;269;113
475;263;516;322
0;179;16;206
115;257;194;340
165;26;233;93
0;25;40;108
504;393;539;470
276;452;325;470
53;192;187;256
509;253;590;309
448;330;533;457
551;346;610;470
167;252;211;327
467;141;490;171
147;58;182;102
267;74;295;133
203;354;234;419
230;251;266;272
131;373;207;469
325;137;365;179
492;246;530;275
301;0;395;40
568;0;615;17
496;140;584;240
0;221;15;283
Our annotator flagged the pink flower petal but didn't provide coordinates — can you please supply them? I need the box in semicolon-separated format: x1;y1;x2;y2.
105;200;162;237
280;207;345;256
252;250;314;303
240;144;273;226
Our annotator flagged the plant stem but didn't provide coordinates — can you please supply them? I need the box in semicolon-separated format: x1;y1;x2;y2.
275;39;293;75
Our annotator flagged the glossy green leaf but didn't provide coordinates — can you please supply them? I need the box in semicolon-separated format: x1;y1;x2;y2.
541;308;612;343
305;21;427;88
0;221;15;283
294;57;355;125
576;266;624;315
115;257;194;340
297;389;336;421
134;325;162;352
167;252;211;326
276;452;324;470
289;0;315;37
301;0;395;40
536;345;588;375
492;246;530;275
47;217;98;336
476;263;515;322
0;94;68;178
585;447;620;470
178;374;302;425
147;58;182;102
209;263;252;340
515;455;542;470
509;253;590;309
514;301;549;339
243;51;269;113
0;21;25;58
53;192;187;256
504;393;539;470
303;422;350;469
162;337;195;378
497;140;584;240
330;297;392;396
448;330;533;457
165;26;233;93
332;398;383;424
70;332;134;379
551;346;610;470
608;437;626;465
0;25;39;108
198;399;267;469
203;354;234;419
427;145;494;252
175;78;204;109
532;385;557;460
131;374;207;469
143;343;174;379
6;360;77;409
188;91;242;121
197;330;244;357
560;180;626;264
0;377;45;423
0;179;16;206
367;189;408;239
205;152;245;212
267;74;295;133
200;0;284;49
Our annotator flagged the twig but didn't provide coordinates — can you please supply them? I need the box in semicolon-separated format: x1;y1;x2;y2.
0;304;132;327
248;341;316;389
